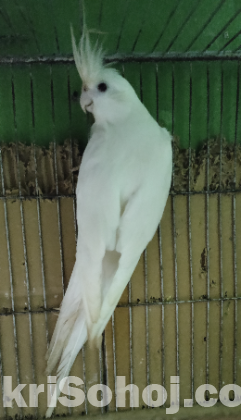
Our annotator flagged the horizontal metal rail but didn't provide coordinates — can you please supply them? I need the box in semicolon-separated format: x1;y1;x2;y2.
1;50;241;65
1;295;241;317
0;188;240;201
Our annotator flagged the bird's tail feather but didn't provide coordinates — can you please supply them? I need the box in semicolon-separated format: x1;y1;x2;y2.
45;310;87;418
45;261;88;418
46;310;80;374
46;261;84;369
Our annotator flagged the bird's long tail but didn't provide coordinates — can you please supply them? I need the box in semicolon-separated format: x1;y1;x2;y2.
45;264;88;418
45;313;87;417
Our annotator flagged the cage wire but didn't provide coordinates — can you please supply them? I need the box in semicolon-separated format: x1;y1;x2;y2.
0;0;241;419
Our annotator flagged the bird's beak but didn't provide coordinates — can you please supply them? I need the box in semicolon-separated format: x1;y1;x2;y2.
80;90;93;114
84;101;93;114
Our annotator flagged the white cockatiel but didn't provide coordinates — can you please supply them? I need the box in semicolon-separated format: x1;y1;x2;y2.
45;25;172;416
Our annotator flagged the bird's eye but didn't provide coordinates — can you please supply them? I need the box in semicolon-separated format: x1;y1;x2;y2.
97;82;107;92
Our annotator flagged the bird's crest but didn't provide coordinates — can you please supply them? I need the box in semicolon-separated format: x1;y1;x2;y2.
71;24;105;85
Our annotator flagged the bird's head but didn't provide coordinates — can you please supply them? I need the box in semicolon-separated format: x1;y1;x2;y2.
71;26;140;124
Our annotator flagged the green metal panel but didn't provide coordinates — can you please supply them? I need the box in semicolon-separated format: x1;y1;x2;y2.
0;0;241;149
2;0;241;57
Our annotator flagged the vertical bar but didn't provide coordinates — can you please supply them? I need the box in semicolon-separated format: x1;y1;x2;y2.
11;66;37;414
144;249;150;405
188;62;194;401
232;195;238;383
112;313;118;411
171;197;179;390
128;282;134;408
205;63;210;389
98;345;104;414
171;64;179;399
158;225;166;404
102;332;109;412
0;148;7;418
218;63;224;391
81;345;88;415
232;60;240;385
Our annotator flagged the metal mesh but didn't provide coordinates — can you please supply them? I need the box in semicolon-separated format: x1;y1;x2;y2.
0;1;241;418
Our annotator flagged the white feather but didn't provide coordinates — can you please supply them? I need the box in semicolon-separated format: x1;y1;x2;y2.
71;25;105;86
45;24;172;417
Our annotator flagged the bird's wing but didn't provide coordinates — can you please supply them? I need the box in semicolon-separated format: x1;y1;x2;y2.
89;135;172;343
73;134;122;330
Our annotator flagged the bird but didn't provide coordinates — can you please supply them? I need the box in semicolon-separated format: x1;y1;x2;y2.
45;23;172;417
